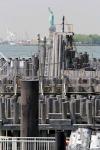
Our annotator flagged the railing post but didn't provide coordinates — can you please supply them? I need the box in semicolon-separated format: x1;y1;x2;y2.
21;140;24;150
34;137;36;150
0;137;2;150
12;138;17;150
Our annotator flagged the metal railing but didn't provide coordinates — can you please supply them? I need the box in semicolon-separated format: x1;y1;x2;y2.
0;137;55;150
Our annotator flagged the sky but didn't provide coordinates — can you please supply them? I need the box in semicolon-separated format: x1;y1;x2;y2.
0;0;100;39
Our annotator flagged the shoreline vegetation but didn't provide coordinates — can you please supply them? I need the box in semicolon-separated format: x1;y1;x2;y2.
74;34;100;46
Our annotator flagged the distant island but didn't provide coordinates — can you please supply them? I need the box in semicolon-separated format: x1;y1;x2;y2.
74;34;100;46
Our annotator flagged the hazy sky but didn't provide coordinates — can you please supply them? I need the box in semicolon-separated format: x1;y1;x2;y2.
0;0;100;39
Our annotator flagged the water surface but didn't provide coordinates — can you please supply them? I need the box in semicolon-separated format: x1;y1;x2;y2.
0;44;100;59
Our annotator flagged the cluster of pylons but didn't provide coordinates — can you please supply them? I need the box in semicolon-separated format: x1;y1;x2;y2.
39;94;100;126
0;9;100;150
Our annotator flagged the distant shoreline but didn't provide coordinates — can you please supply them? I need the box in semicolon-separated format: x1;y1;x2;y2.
76;44;100;46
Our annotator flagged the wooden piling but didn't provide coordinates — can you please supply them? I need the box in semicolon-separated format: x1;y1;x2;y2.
53;100;59;113
80;98;86;117
55;131;66;150
47;97;54;113
86;100;92;124
13;96;19;124
25;60;29;76
70;100;76;124
62;102;67;119
41;102;46;124
20;80;39;137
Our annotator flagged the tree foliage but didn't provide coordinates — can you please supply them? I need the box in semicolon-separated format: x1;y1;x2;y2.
74;34;100;45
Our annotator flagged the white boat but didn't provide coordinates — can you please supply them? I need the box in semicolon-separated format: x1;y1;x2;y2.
9;41;16;46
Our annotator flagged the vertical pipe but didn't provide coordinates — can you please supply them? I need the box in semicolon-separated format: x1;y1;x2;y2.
21;80;39;137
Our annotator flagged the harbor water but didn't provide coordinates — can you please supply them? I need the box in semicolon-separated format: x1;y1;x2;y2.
0;44;100;58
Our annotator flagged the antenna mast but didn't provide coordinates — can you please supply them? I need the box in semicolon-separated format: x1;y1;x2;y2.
62;16;65;32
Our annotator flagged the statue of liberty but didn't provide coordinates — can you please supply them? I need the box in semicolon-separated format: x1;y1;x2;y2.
48;7;56;32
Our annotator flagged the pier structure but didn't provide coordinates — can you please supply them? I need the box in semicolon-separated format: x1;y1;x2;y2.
0;17;100;140
0;93;100;136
